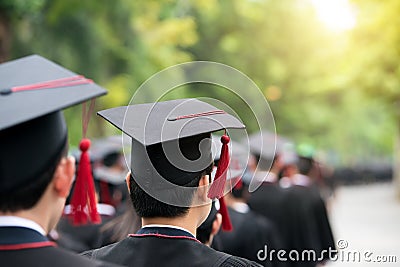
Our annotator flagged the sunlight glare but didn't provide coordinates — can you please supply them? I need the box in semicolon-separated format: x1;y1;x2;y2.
311;0;356;31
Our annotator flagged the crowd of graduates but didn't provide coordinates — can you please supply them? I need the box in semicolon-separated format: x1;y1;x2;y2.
1;55;336;267
53;131;336;267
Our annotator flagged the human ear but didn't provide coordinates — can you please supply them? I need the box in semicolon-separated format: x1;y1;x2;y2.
197;175;210;202
211;213;222;236
125;172;131;193
54;156;75;198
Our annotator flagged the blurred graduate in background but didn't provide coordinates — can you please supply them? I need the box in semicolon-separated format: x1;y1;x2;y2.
247;131;335;267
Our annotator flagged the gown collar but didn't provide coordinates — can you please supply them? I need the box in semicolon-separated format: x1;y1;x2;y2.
132;225;200;243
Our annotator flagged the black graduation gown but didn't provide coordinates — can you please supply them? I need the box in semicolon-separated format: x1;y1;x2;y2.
56;205;116;252
0;227;120;267
277;187;319;267
216;207;286;267
56;215;115;253
82;226;262;267
248;182;335;267
282;185;335;263
248;182;287;244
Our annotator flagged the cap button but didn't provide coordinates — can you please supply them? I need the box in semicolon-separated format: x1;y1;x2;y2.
0;88;12;95
79;138;91;152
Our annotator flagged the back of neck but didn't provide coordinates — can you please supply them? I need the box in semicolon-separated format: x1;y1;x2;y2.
142;216;196;237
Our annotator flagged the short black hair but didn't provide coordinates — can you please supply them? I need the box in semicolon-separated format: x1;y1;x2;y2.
298;156;313;175
254;154;275;171
231;183;246;199
103;152;121;167
129;163;213;218
0;141;67;212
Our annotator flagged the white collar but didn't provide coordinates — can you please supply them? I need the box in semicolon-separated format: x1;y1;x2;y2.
142;224;193;236
0;216;46;236
253;171;278;183
96;203;116;216
279;177;292;188
63;204;116;216
231;202;250;214
279;174;311;188
293;174;311;186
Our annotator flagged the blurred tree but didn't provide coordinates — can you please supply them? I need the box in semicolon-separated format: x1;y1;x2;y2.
348;0;400;195
9;0;197;146
185;0;374;162
0;0;45;62
4;0;396;171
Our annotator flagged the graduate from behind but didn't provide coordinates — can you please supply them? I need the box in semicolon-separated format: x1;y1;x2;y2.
0;55;121;267
82;98;262;267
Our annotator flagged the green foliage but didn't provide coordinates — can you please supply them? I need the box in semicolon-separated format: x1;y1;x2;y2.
5;0;398;165
0;0;45;17
348;0;400;103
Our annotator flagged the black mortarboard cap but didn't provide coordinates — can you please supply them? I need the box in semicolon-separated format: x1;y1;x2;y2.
98;98;245;206
90;135;131;164
248;131;277;159
0;54;106;193
89;136;130;205
248;131;298;170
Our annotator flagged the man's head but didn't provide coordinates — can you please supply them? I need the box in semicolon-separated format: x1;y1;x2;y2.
98;99;245;225
0;112;69;212
128;162;213;219
0;111;77;232
126;133;214;225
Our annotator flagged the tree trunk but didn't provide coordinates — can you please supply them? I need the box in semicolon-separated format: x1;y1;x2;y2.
0;13;11;63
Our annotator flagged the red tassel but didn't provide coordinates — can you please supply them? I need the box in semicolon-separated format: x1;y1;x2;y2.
70;139;101;225
208;134;230;199
219;197;233;231
234;177;243;190
99;180;113;206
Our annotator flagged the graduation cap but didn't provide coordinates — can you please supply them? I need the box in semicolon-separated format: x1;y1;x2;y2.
0;54;107;224
91;136;130;186
89;135;131;163
97;98;245;209
248;131;277;160
89;136;130;205
248;131;298;167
